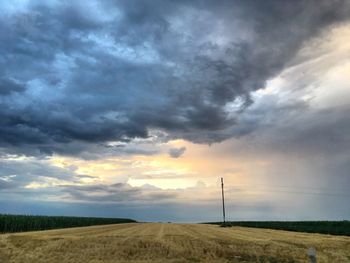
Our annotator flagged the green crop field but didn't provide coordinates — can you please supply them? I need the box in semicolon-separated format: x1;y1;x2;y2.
0;214;136;233
207;221;350;236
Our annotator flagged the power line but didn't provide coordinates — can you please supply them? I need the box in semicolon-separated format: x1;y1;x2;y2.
221;182;350;197
238;188;350;197
232;183;349;193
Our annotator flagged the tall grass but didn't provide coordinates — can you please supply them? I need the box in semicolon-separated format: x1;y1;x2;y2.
0;214;136;233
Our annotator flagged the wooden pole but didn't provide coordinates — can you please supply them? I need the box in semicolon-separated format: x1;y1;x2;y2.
221;177;226;223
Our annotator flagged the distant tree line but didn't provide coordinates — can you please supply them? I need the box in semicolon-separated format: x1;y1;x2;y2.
207;221;350;236
0;214;136;233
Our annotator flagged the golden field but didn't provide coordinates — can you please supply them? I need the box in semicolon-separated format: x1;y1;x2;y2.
0;223;349;262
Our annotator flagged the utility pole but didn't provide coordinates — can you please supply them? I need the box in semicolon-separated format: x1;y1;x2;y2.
221;177;226;223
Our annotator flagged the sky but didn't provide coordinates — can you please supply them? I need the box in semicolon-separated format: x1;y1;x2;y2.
0;0;350;222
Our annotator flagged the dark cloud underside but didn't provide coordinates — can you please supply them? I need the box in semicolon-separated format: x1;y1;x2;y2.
168;147;186;158
0;0;350;157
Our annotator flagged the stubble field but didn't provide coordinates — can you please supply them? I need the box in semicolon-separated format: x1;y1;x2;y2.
0;223;349;262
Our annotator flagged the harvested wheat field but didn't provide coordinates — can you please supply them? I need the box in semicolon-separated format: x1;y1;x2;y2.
0;223;349;263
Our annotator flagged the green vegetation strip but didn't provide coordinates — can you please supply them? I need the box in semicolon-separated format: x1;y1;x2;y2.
206;221;350;236
0;214;136;233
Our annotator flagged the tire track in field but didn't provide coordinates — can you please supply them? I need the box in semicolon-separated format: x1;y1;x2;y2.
156;223;165;240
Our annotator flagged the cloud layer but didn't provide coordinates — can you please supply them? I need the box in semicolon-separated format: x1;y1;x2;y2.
1;0;350;156
1;1;350;221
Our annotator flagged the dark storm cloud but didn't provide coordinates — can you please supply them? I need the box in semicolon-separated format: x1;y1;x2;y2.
168;147;186;158
0;78;25;95
60;183;178;203
1;0;350;156
233;89;350;158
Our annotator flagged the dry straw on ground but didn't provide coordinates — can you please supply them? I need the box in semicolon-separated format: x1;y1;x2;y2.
0;223;349;262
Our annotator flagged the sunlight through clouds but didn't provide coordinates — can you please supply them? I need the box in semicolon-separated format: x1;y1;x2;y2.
0;0;350;221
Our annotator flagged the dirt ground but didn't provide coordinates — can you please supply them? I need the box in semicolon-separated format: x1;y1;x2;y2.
0;223;349;262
